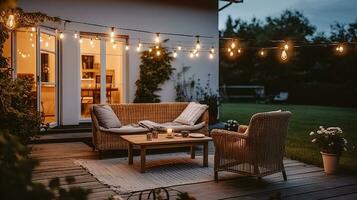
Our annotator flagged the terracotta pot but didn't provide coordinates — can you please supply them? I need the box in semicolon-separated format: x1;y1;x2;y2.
321;152;339;175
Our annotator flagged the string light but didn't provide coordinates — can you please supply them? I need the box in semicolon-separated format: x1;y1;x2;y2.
79;38;83;44
156;50;161;56
155;33;160;44
125;39;129;51
195;36;201;50
281;50;288;61
112;42;117;49
74;32;78;39
229;51;234;57
31;43;35;48
173;50;177;58
237;48;242;54
45;42;49;47
177;44;182;51
31;27;36;32
231;39;236;49
210;46;215;54
6;14;16;30
189;51;194;58
110;27;115;38
89;38;94;45
259;49;265;57
284;43;289;50
195;52;199;57
136;42;142;52
209;52;214;59
59;32;64;39
336;45;344;53
148;48;152;52
227;48;231;53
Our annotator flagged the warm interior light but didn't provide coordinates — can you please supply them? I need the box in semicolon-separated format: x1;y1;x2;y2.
260;50;265;56
59;32;64;39
231;40;236;49
237;48;242;54
227;48;231;52
336;45;344;53
156;50;161;56
112;42;117;49
89;38;94;45
125;45;129;51
229;51;234;57
6;14;16;30
31;27;36;32
148;48;152;52
79;38;83;44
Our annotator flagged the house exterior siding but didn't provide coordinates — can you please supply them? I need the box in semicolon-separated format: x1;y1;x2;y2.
17;0;219;125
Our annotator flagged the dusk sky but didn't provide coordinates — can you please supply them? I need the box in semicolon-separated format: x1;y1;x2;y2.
219;0;357;33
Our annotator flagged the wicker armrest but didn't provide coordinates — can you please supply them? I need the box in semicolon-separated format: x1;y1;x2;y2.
238;125;249;134
211;129;248;140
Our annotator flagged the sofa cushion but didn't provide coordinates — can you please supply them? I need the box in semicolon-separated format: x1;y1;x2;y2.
93;105;122;129
100;124;149;134
174;102;208;125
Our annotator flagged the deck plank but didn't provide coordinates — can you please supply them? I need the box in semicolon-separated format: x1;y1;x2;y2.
30;141;357;200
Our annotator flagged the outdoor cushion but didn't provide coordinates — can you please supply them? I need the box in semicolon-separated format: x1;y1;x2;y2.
93;105;122;129
100;124;149;134
174;102;208;125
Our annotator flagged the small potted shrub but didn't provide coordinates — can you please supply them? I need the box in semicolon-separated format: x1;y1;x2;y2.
225;120;239;131
310;126;348;174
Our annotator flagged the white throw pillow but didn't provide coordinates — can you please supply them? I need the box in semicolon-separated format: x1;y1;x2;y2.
93;105;122;129
174;102;208;125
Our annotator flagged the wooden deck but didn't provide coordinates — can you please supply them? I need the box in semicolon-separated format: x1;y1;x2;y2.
30;142;357;200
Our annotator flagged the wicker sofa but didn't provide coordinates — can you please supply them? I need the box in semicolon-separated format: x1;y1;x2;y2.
91;102;209;152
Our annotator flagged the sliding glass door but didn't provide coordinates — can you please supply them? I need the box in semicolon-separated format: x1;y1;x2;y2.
80;35;125;119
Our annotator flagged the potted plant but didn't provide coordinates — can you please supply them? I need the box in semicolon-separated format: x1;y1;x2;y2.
225;120;239;131
310;126;348;174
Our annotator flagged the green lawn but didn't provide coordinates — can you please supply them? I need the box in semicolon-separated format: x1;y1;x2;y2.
219;103;357;173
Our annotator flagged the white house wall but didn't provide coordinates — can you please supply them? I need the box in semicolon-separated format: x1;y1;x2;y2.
18;0;219;125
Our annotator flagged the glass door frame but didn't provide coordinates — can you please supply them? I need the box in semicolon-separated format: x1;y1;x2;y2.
79;32;128;121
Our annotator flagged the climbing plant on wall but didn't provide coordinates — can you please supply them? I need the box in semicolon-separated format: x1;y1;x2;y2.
134;40;175;103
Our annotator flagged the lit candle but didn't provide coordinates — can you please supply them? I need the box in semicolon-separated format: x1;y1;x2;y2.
167;128;173;137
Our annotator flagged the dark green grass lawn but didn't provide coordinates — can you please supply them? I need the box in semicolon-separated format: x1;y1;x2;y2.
219;103;357;173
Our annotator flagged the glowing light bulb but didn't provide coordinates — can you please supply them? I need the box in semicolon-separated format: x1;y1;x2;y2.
195;36;201;50
284;44;289;50
90;39;94;45
229;51;234;57
110;38;115;43
189;51;194;58
110;27;115;38
31;43;35;48
281;50;288;61
112;42;117;49
155;33;160;44
30;33;33;37
227;48;231;52
136;44;141;52
125;44;130;51
148;48;152;52
177;45;182;51
238;48;242;54
40;37;43;43
195;52;199;57
209;52;214;59
210;46;215;54
6;14;16;30
156;50;161;56
173;50;177;58
59;32;64;39
45;42;49;47
31;27;36;32
74;32;78;39
260;50;265;56
79;38;83;44
155;45;159;49
231;41;236;49
336;45;344;53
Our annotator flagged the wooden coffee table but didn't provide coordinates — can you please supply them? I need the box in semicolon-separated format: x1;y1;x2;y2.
120;134;212;173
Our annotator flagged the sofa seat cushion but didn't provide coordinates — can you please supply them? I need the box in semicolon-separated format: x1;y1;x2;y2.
93;105;122;129
100;124;149;134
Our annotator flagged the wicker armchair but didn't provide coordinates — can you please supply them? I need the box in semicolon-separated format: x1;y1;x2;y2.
211;111;291;181
91;103;209;152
